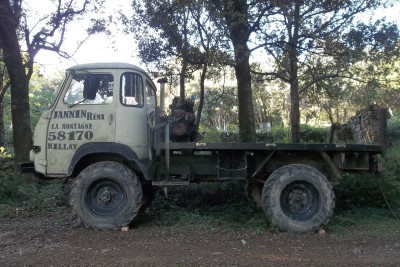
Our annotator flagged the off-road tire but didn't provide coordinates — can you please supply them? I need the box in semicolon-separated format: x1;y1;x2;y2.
262;164;335;233
70;161;143;230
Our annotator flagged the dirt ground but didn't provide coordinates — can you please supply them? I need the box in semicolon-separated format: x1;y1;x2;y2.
1;208;399;267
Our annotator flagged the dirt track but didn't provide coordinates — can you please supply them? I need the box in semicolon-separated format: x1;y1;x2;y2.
1;209;400;266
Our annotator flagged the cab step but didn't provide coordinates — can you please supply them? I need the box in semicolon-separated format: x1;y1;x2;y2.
152;181;190;186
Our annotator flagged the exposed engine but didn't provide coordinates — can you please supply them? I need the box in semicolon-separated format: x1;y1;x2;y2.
168;97;196;141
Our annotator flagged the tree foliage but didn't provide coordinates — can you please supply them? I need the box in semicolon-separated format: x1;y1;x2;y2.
251;0;397;142
0;0;103;162
2;0;398;161
127;0;399;143
128;0;277;141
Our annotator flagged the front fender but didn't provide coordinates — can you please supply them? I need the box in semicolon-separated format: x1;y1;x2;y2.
67;142;152;180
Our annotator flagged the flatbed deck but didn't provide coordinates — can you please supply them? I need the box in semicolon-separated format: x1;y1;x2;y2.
157;142;384;153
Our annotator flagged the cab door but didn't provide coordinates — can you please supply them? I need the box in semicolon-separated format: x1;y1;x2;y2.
115;71;155;160
46;71;116;174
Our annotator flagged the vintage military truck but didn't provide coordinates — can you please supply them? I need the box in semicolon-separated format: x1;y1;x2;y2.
24;63;387;233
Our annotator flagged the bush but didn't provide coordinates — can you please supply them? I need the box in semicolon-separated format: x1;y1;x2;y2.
335;172;400;210
0;170;68;216
199;124;330;143
335;142;400;212
18;179;69;211
387;116;400;145
198;126;220;142
271;125;290;142
300;124;329;143
0;170;26;205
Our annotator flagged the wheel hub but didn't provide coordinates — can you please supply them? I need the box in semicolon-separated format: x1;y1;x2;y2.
98;187;115;204
288;188;308;210
280;181;319;221
86;179;125;216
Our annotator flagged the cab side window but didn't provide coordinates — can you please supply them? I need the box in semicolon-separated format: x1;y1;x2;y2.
64;73;113;105
121;73;144;107
146;80;156;110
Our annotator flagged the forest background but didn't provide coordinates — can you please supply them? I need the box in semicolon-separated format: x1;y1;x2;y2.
1;0;400;162
0;0;400;228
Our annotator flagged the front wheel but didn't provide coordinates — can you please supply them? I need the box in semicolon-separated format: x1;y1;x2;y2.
262;164;335;233
70;161;143;230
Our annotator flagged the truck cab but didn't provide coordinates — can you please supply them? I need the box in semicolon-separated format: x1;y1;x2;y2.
31;63;157;178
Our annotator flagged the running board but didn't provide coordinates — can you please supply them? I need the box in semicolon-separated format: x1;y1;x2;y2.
152;181;190;186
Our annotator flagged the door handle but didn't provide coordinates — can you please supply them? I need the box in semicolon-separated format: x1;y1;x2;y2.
108;114;113;125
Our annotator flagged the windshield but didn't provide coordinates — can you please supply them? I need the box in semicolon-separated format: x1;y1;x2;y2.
64;72;114;105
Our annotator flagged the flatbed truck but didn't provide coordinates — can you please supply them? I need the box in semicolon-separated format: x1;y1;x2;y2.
25;63;386;233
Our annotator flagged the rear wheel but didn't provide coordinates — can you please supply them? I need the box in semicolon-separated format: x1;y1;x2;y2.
70;161;142;230
262;164;335;233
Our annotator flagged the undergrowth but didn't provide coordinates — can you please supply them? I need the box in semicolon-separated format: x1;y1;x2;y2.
0;170;68;216
148;181;272;233
328;207;400;238
0;168;398;235
145;180;399;235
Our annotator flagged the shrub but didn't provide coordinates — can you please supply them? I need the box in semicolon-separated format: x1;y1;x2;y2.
335;172;400;210
271;125;290;142
198;126;221;142
0;170;26;205
335;143;400;212
300;124;329;143
199;124;330;144
18;179;69;210
387;116;400;146
0;170;68;215
256;131;273;142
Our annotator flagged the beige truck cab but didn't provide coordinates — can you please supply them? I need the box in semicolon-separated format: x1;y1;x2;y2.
30;63;157;178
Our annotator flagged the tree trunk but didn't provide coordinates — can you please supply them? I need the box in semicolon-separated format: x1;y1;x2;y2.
0;68;6;147
179;58;187;99
289;37;300;142
289;79;300;142
0;101;4;147
235;50;256;141
194;63;207;139
223;0;256;142
288;1;301;143
0;0;33;162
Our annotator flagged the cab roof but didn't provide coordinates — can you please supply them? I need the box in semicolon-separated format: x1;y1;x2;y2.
67;62;147;73
67;62;157;88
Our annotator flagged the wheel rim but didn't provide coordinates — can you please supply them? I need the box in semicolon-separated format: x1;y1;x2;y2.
85;178;125;217
280;181;320;221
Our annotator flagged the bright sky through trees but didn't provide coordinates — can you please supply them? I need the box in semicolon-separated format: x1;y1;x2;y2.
32;0;400;75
